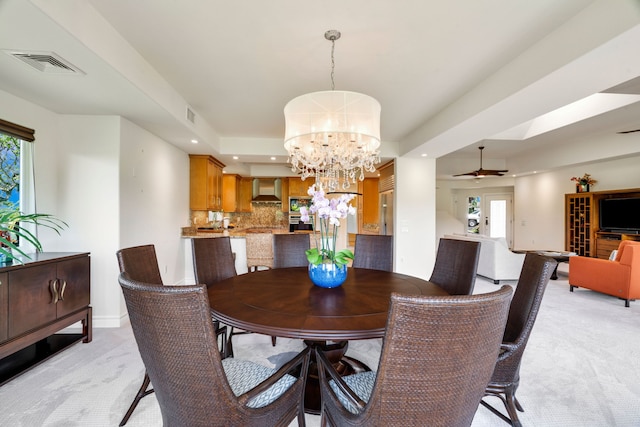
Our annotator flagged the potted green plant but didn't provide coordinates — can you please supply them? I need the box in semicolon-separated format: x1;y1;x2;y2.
0;207;67;262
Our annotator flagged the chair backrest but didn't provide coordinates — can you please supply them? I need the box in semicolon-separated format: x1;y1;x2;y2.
272;233;310;268
118;273;246;425
495;253;556;379
192;237;237;287
614;240;640;263
363;286;512;425
352;234;393;271
429;238;481;295
246;232;274;271
116;244;163;284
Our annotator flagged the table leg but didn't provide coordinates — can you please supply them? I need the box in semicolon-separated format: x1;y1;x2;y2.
302;340;371;415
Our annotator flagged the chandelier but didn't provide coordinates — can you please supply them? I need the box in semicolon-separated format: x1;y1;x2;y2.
284;30;381;192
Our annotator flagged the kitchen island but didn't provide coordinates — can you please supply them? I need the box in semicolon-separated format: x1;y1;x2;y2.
181;227;292;280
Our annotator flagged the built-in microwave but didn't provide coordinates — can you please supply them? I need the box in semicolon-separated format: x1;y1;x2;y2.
288;197;311;213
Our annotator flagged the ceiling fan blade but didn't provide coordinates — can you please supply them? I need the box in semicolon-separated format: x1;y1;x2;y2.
453;171;479;177
453;146;509;177
617;129;640;134
477;168;509;176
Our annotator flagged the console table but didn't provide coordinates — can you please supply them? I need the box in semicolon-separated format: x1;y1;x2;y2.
0;252;91;385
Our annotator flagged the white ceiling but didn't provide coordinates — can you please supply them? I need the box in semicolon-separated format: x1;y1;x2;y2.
1;0;640;179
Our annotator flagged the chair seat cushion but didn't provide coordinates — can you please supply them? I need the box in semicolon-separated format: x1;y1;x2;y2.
329;371;377;414
222;358;296;408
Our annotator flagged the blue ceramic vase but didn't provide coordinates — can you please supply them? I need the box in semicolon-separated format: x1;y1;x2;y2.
308;262;348;288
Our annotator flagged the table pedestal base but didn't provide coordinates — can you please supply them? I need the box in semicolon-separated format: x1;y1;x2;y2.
302;340;371;415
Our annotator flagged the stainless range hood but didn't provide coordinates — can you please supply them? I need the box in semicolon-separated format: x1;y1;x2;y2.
252;178;282;202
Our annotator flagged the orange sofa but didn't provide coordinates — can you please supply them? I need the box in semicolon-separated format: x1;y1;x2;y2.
569;240;640;307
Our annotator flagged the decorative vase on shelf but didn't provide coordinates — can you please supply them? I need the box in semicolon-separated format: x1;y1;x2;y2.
576;184;590;193
308;262;348;288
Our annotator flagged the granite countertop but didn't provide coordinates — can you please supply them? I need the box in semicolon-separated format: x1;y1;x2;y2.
181;227;290;238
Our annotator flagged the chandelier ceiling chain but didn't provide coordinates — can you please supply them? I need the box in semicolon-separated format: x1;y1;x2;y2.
283;30;382;192
326;30;340;91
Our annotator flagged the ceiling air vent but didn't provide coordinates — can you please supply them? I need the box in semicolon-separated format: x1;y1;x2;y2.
186;106;196;124
4;50;84;74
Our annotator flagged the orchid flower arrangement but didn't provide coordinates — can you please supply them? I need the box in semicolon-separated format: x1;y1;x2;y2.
300;184;356;266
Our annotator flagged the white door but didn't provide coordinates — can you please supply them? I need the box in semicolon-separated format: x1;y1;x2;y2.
484;194;514;248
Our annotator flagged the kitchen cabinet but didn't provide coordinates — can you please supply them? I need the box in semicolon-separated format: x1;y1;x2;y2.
189;155;225;211
288;177;314;197
222;175;253;213
361;178;380;226
238;177;253;212
222;174;240;212
0;253;91;383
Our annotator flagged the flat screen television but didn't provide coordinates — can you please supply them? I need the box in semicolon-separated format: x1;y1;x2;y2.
599;197;640;233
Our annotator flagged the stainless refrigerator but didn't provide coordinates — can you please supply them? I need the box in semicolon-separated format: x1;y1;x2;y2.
380;190;393;235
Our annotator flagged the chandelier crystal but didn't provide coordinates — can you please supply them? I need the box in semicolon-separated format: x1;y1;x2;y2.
284;30;381;192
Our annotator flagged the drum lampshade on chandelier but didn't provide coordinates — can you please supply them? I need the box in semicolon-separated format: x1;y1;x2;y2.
284;30;381;192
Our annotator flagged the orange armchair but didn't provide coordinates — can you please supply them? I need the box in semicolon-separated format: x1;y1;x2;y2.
569;240;640;307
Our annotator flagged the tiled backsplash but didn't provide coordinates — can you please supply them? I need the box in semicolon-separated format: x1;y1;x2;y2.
191;203;288;229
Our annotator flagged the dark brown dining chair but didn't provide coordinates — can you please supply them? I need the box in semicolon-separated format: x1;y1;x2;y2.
316;286;513;426
481;253;557;427
191;237;237;357
352;234;393;271
115;244;163;426
119;272;310;427
272;233;311;268
429;237;481;295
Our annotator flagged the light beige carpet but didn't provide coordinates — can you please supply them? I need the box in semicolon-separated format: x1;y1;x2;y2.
1;264;639;426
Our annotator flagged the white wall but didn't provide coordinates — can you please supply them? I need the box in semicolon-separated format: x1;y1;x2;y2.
394;157;437;279
514;155;640;251
118;118;190;286
0;89;191;328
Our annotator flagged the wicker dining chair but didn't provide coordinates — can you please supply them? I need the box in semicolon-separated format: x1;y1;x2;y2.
429;237;481;295
246;231;274;272
115;244;164;426
192;237;238;357
480;253;557;427
119;272;311;427
352;234;393;272
272;233;311;268
316;286;513;426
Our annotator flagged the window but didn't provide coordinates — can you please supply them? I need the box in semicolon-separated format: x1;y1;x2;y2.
0;118;35;213
0;133;20;209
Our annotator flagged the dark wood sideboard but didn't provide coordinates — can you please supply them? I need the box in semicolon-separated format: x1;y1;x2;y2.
0;252;91;385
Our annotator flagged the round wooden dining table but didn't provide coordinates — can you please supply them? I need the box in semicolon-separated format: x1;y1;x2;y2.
207;266;448;341
208;266;448;414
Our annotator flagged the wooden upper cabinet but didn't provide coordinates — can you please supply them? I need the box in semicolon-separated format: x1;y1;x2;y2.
222;175;253;213
222;174;239;213
288;177;314;196
189;155;225;211
238;177;253;212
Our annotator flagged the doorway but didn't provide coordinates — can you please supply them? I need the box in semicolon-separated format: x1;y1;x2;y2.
484;193;514;248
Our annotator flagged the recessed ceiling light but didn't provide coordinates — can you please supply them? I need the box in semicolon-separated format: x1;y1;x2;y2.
421;153;427;157
191;139;198;144
270;157;276;161
233;156;239;160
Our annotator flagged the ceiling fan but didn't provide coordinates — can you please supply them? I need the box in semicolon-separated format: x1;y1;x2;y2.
453;146;509;177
